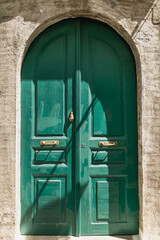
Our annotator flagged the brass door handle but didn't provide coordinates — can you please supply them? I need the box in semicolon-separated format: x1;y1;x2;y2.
69;111;74;122
40;140;59;146
99;141;118;147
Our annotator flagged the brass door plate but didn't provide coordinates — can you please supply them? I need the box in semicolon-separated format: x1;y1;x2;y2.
99;141;118;147
40;140;59;146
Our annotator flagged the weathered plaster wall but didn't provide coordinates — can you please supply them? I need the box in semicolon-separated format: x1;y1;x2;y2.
0;1;160;240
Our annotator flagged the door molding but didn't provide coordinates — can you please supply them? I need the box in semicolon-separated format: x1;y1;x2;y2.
17;14;142;239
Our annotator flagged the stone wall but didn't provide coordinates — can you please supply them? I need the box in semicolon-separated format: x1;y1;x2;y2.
0;1;160;240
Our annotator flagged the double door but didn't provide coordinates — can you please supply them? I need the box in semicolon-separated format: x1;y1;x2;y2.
21;18;138;235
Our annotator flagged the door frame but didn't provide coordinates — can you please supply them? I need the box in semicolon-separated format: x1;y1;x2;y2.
16;14;142;239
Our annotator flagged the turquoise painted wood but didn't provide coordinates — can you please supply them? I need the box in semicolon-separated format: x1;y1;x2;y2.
21;20;76;235
21;18;139;236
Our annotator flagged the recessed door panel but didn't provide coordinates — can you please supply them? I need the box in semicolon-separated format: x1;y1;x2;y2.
34;150;66;164
21;18;138;236
34;178;66;223
92;150;125;164
91;37;123;136
36;36;66;136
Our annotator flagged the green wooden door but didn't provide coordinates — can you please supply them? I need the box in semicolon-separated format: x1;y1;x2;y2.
21;18;138;236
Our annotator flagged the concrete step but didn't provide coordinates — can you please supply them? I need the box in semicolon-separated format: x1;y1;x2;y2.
19;235;139;240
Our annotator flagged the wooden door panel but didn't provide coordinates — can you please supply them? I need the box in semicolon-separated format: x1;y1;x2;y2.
90;177;127;223
21;20;76;235
80;19;138;235
34;177;66;223
92;150;125;164
34;150;66;164
36;36;66;136
91;37;123;136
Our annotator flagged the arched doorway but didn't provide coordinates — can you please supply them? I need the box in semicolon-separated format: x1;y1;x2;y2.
21;18;138;236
